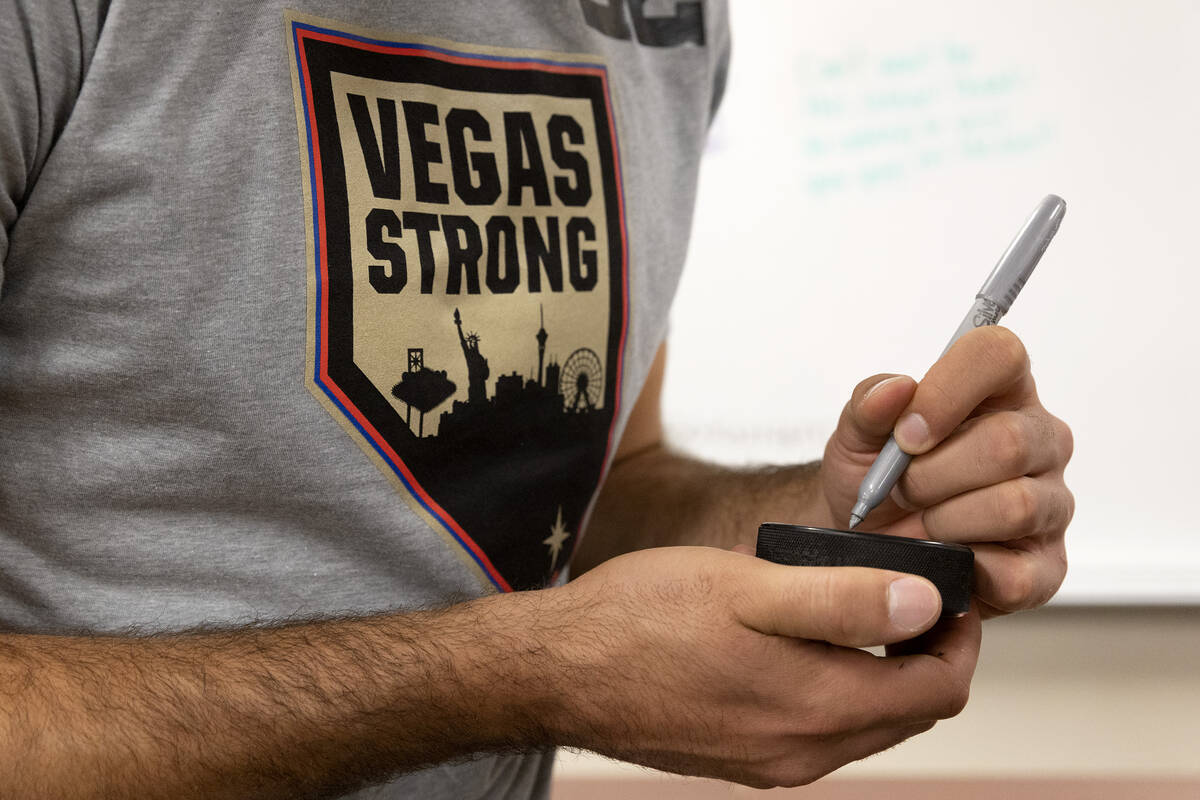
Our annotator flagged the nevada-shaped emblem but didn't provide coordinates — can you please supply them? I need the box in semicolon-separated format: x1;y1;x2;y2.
287;12;629;591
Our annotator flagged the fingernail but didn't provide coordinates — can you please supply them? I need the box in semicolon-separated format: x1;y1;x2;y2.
888;577;940;631
864;376;904;402
894;413;930;452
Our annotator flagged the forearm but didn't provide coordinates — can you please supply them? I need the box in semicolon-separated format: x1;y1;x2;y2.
0;591;556;800
575;444;829;573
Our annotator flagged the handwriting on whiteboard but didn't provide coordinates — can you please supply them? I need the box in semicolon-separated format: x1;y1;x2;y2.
786;43;1055;196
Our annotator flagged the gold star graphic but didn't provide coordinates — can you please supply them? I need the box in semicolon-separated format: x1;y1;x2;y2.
543;506;571;570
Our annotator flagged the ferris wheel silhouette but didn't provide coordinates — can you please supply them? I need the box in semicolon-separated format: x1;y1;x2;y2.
560;348;602;412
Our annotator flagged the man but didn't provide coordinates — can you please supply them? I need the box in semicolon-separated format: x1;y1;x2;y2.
0;1;1071;797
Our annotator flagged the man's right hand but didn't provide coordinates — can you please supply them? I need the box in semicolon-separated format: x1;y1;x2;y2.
0;545;976;798
543;546;981;789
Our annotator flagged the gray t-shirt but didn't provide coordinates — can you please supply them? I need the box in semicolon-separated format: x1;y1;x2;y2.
0;1;728;797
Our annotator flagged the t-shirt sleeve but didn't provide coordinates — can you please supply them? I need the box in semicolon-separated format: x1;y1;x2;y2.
0;0;100;263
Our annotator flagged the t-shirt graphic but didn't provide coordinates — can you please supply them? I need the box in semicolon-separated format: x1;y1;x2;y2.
287;13;629;591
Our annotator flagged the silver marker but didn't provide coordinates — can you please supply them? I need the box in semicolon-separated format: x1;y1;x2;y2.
848;195;1066;529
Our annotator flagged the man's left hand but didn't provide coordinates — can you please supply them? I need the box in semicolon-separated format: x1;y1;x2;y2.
819;326;1074;618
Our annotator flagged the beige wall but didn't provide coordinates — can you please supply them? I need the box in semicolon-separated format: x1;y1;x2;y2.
553;606;1200;790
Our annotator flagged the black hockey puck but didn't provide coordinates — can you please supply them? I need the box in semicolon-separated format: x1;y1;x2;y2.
756;523;974;617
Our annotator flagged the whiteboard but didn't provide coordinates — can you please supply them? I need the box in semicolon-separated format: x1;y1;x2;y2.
661;0;1200;604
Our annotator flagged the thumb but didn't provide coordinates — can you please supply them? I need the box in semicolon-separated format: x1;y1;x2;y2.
831;374;917;456
734;561;942;647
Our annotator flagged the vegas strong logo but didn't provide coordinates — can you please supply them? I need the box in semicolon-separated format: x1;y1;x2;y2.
333;76;605;298
294;24;628;590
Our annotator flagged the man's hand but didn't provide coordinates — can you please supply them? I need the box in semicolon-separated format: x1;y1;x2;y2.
546;546;981;789
819;326;1074;618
